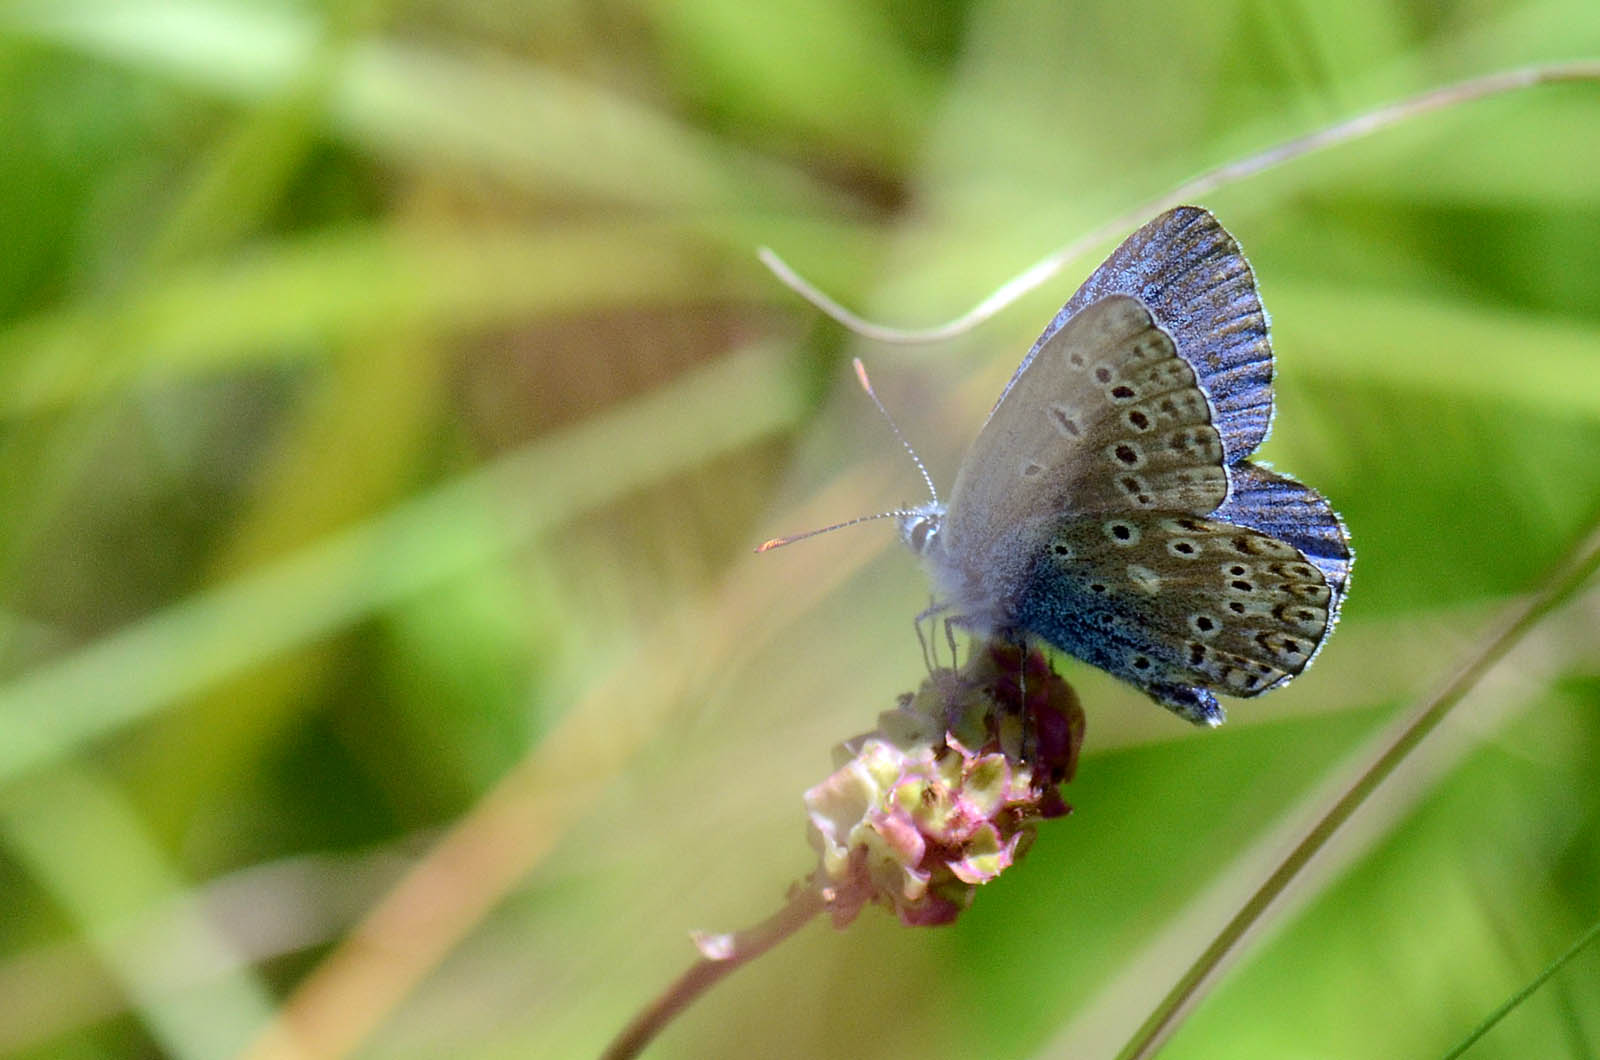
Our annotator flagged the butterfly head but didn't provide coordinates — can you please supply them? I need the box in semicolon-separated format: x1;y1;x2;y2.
898;501;946;558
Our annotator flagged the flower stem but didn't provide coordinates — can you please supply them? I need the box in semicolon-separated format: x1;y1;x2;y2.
758;60;1600;345
600;886;827;1060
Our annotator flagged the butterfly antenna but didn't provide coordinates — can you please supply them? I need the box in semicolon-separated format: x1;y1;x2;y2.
852;358;939;505
755;509;913;553
754;359;937;554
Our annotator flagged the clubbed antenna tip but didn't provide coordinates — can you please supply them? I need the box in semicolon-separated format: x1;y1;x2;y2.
754;511;909;553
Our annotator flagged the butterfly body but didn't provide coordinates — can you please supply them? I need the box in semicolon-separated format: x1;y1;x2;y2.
901;207;1351;726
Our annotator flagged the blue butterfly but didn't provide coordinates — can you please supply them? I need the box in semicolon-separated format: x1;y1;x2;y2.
900;206;1352;726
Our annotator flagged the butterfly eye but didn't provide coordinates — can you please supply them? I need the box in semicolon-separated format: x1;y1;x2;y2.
908;518;936;553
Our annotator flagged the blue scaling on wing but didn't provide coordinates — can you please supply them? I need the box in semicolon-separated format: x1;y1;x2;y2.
1001;206;1275;466
1010;556;1227;727
1214;461;1354;622
1011;504;1342;727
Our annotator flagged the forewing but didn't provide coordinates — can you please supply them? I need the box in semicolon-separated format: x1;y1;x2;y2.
944;294;1228;553
1001;206;1274;464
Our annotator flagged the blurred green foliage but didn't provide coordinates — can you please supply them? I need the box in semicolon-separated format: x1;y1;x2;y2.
0;1;1597;1058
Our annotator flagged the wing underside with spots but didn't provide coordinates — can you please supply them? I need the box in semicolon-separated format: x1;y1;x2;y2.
1014;511;1336;724
944;294;1230;551
1216;461;1352;622
1004;206;1275;465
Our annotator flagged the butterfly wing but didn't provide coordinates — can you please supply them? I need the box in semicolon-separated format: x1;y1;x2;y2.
942;294;1229;553
999;206;1274;465
1215;461;1353;624
925;211;1348;726
1013;512;1337;726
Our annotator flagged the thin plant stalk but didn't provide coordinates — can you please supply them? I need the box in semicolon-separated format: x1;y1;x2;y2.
1439;914;1600;1060
599;888;826;1060
759;61;1600;345
1112;517;1600;1060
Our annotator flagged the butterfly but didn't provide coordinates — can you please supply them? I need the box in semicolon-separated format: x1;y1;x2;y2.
896;206;1352;726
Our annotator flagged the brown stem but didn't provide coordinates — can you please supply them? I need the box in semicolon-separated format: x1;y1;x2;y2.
600;886;827;1060
1112;517;1600;1060
759;60;1600;344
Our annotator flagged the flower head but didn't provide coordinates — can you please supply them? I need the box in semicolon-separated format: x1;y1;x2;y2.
803;640;1084;927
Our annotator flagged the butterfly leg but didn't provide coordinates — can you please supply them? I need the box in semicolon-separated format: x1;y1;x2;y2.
913;615;935;672
913;597;954;673
1015;635;1027;716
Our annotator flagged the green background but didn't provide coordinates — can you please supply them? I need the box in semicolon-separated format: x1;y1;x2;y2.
1;1;1598;1058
